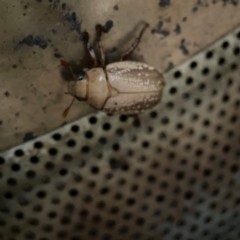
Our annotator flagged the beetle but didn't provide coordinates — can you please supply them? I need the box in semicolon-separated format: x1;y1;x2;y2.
61;23;164;117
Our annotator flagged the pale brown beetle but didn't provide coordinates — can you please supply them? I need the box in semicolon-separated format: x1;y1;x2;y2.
61;23;164;117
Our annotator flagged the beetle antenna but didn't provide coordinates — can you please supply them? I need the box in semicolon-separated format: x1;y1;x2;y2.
62;97;75;117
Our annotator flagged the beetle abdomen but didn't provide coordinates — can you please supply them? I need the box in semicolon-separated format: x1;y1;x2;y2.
103;91;162;115
106;61;164;93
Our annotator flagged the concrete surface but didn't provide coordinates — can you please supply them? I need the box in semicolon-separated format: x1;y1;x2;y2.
0;0;240;151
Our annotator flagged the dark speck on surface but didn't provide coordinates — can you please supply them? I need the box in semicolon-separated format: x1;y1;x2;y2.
113;5;119;10
52;29;57;34
220;0;238;6
20;35;35;47
49;0;61;10
12;65;17;68
211;0;237;6
164;62;174;72
62;3;66;9
174;24;181;34
64;12;81;35
182;17;187;22
159;0;171;7
151;21;170;37
5;91;10;97
23;132;36;142
34;36;48;49
192;0;209;12
103;20;114;33
20;35;48;49
54;53;62;58
0;120;2;125
180;39;189;55
36;0;42;2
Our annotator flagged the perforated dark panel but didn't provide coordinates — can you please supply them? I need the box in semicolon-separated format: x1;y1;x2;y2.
0;27;240;240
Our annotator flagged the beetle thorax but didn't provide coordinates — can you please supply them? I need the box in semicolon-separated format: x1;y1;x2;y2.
84;68;109;109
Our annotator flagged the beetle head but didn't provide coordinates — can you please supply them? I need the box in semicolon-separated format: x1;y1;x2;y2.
68;74;87;101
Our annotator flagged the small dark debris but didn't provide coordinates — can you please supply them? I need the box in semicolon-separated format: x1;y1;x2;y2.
34;36;48;49
20;35;48;49
113;5;119;10
192;0;209;12
182;17;187;22
151;21;170;37
50;0;60;10
37;0;42;2
0;121;2;125
64;12;81;35
103;20;114;33
4;92;10;97
52;29;57;34
54;53;62;58
174;24;181;34
180;39;189;55
23;132;36;142
62;3;66;9
159;0;171;7
12;65;17;68
15;112;20;117
165;62;174;72
220;0;238;6
159;29;169;37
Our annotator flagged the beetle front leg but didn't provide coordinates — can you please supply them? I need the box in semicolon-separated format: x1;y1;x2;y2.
83;31;98;67
96;24;105;67
120;23;149;61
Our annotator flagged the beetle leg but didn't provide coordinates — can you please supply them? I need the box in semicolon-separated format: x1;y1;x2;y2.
120;23;149;61
96;24;105;67
83;31;98;67
60;60;75;78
